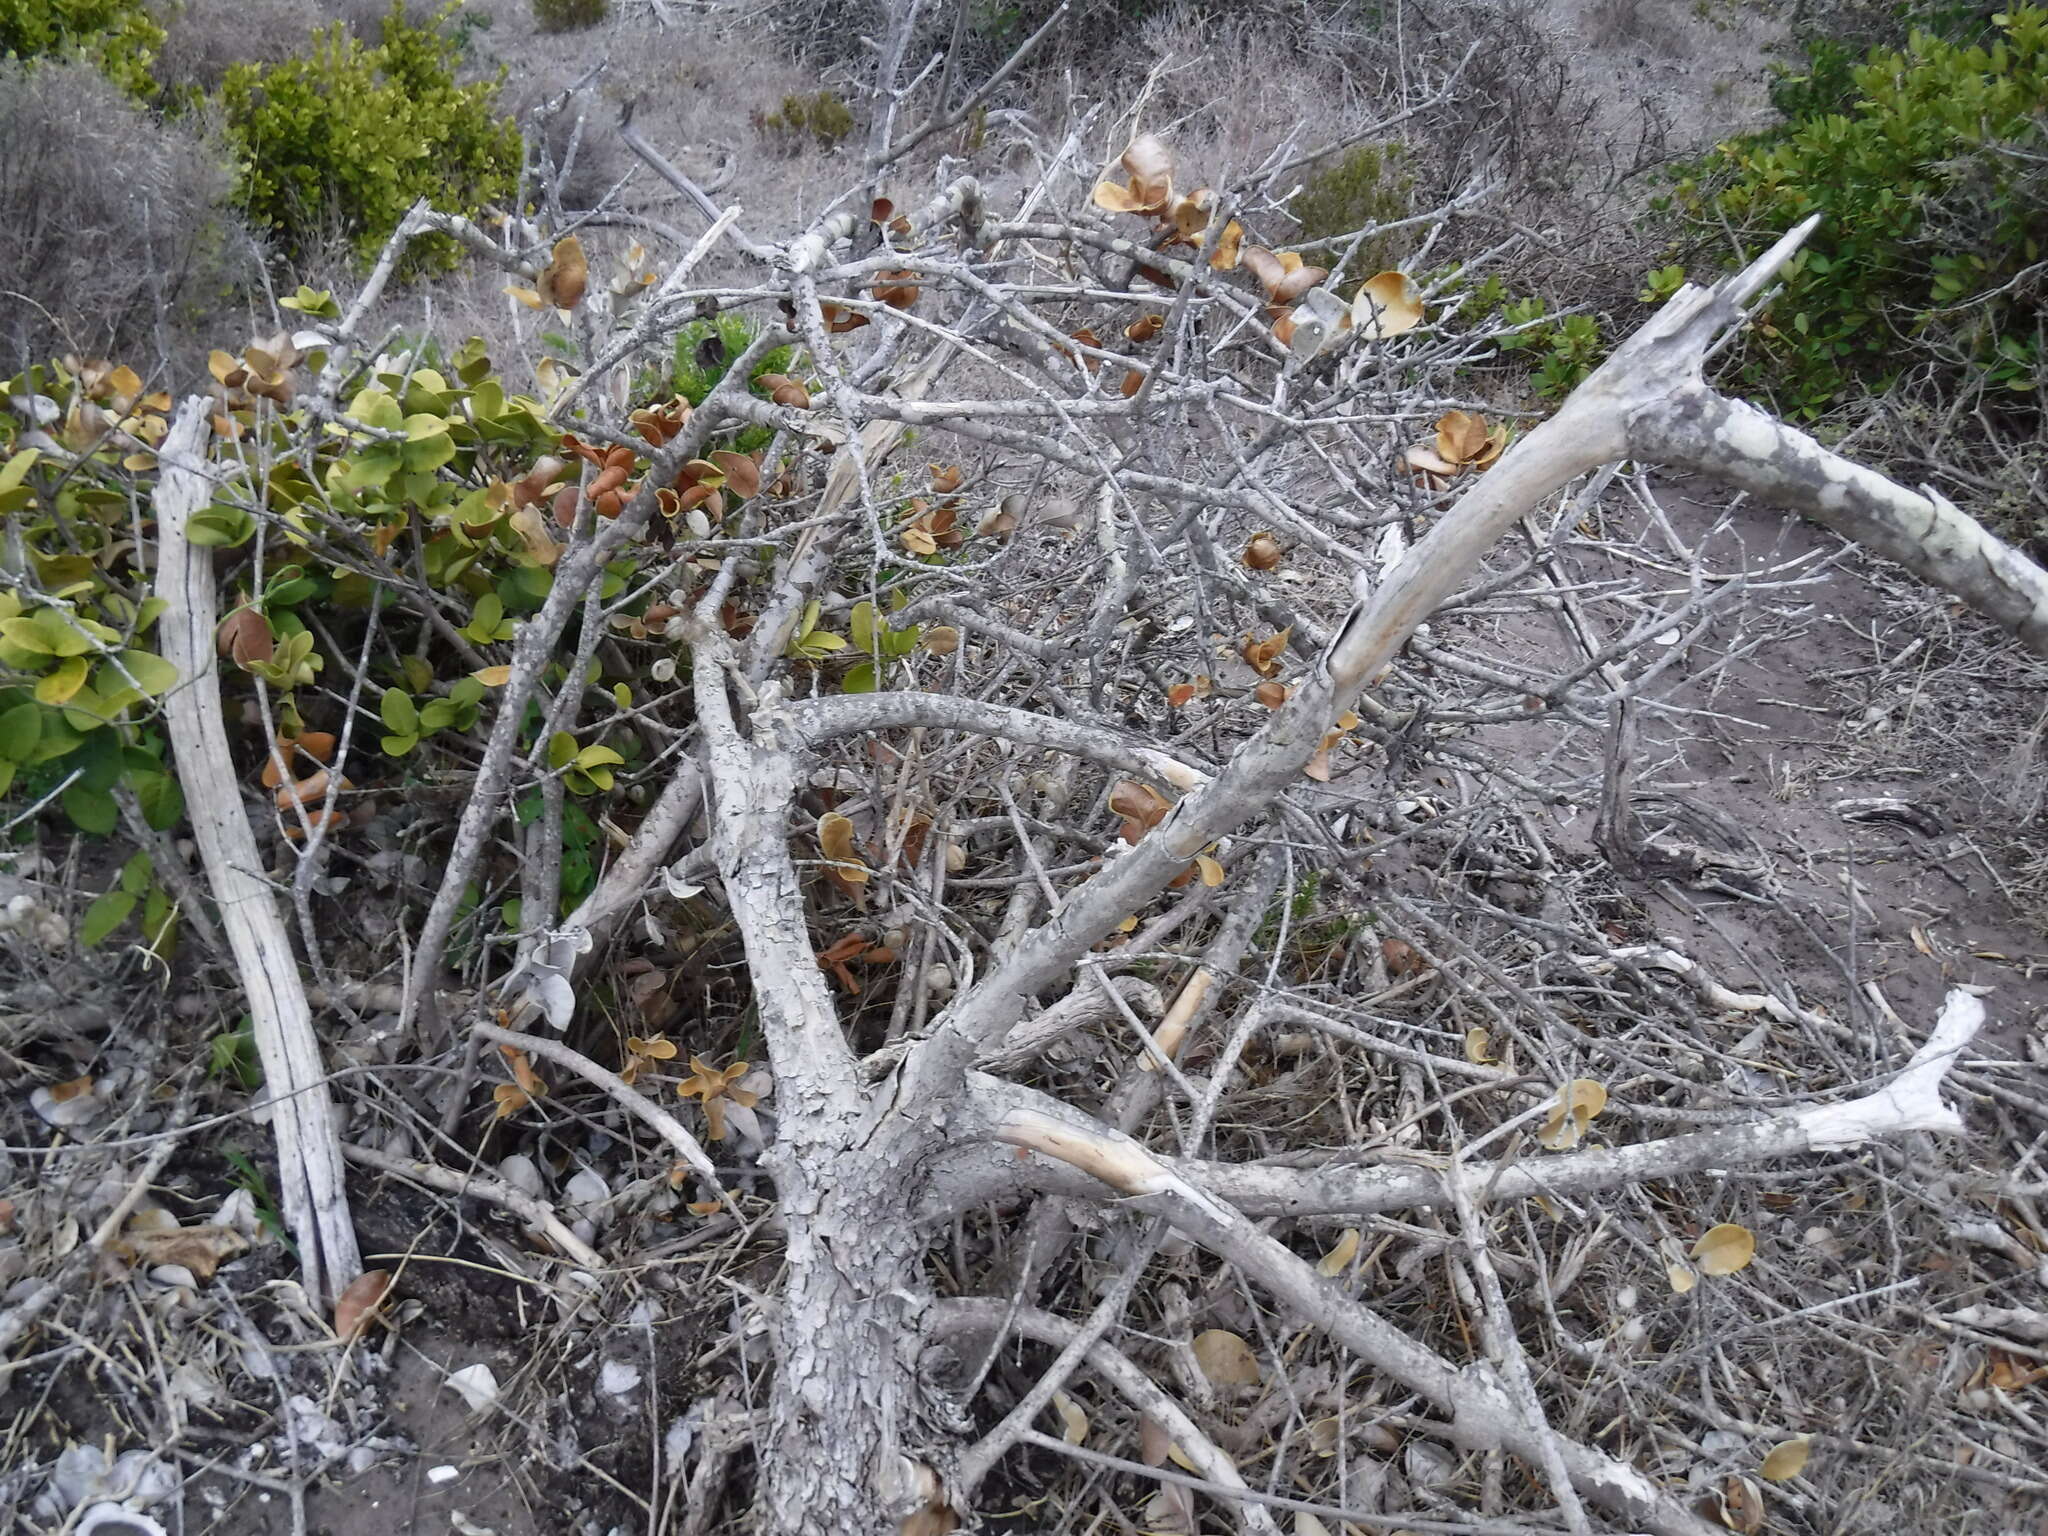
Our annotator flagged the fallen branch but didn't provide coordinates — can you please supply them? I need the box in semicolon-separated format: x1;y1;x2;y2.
152;401;361;1308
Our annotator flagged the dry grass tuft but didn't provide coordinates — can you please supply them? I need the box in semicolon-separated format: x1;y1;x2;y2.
0;58;263;373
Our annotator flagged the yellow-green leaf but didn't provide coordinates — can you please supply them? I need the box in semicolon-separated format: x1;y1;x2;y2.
1759;1437;1811;1481
34;655;89;706
1692;1223;1756;1276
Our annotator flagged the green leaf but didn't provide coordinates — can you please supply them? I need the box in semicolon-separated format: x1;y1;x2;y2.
119;851;153;896
0;701;44;760
841;660;880;694
115;651;178;697
460;592;508;644
0;448;39;496
79;889;137;947
62;784;118;835
380;732;418;757
263;568;320;607
280;285;340;317
574;744;625;770
35;656;90;706
187;505;257;548
419;698;457;732
850;600;879;653
402;427;457;474
134;771;184;830
547;731;578;770
380;689;419;736
0;618;52;656
792;630;848;658
399;655;434;694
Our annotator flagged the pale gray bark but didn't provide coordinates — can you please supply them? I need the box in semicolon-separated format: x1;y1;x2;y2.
152;400;361;1308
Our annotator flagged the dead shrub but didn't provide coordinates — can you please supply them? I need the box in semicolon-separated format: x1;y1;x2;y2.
147;0;327;95
0;58;262;372
1583;0;1648;48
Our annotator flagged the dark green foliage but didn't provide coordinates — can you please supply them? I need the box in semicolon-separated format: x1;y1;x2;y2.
671;314;794;404
1679;5;2048;420
218;1;520;268
0;0;162;96
1290;144;1413;275
754;91;855;150
529;0;608;32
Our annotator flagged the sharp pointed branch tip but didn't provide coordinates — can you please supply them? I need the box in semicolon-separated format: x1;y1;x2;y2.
1721;212;1823;312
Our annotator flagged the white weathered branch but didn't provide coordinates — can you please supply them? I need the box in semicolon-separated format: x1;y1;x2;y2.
785;693;1210;793
941;989;1984;1220
152;399;362;1308
992;1107;1721;1535
1628;385;2048;653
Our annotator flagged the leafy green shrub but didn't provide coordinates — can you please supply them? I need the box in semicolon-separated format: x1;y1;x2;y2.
530;0;607;31
753;91;854;151
0;0;162;97
0;361;187;857
2;320;788;938
218;0;520;267
1290;144;1413;275
1678;4;2048;419
671;315;795;406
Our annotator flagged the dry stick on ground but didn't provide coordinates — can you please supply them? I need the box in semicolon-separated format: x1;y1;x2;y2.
0;1111;186;1371
339;1141;604;1272
152;401;361;1310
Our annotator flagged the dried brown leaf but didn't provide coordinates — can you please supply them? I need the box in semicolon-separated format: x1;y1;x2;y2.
818;812;870;883
334;1269;393;1340
1317;1227;1361;1277
1242;531;1283;570
1193;1328;1262;1386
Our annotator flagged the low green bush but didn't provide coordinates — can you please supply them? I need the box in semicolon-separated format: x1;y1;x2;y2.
530;0;608;31
219;0;520;268
754;91;855;151
1290;144;1412;276
1677;4;2048;419
0;0;162;97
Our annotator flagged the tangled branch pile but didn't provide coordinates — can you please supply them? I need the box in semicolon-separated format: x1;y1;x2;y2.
4;21;2047;1536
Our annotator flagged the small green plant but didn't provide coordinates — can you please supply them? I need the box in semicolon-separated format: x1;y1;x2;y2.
1491;297;1607;398
78;848;178;956
209;1020;263;1092
754;91;855;151
1289;144;1413;274
530;0;608;29
220;1145;292;1249
669;316;798;453
0;0;162;97
219;1;521;267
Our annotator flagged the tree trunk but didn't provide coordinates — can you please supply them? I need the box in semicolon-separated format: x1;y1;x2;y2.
761;1129;941;1534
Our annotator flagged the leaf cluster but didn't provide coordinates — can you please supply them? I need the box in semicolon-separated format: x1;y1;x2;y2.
218;1;521;268
0;0;163;98
1289;143;1414;276
753;91;856;152
1676;4;2048;421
